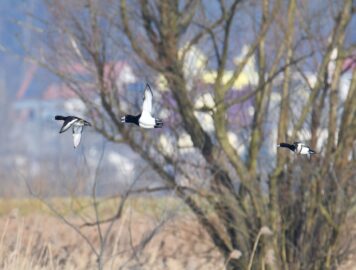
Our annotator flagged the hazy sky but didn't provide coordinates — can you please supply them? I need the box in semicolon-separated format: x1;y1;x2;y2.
0;0;49;100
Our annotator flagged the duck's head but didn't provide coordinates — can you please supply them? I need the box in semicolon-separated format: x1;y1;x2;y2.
81;119;91;126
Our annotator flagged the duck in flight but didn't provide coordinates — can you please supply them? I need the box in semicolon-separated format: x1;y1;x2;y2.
277;142;316;159
55;115;91;148
121;83;163;128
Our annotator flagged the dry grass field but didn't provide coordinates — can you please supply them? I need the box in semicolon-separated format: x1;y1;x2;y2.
0;198;224;270
0;198;354;270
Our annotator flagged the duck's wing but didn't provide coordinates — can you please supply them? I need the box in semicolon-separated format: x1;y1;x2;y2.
278;143;296;152
142;84;153;115
60;118;78;133
72;125;83;148
55;115;66;121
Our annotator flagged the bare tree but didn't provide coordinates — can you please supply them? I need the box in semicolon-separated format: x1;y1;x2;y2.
28;0;356;269
24;145;174;270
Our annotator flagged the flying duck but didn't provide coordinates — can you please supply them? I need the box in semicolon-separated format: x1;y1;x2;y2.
277;142;316;159
121;84;163;128
55;115;91;148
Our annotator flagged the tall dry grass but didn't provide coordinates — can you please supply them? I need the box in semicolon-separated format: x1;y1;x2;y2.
0;198;223;270
0;198;354;270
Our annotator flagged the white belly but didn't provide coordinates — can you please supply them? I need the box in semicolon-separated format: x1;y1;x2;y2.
300;147;309;155
139;113;155;128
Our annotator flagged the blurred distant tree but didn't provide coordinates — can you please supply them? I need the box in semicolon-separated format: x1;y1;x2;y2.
33;0;356;269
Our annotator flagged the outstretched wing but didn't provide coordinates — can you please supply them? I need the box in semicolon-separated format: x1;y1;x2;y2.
142;84;153;115
60;117;78;133
72;125;83;148
278;143;296;152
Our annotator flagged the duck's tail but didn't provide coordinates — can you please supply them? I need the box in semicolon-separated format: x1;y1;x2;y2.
309;149;316;154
